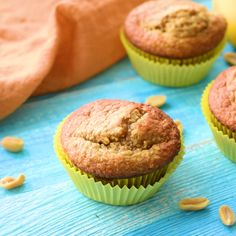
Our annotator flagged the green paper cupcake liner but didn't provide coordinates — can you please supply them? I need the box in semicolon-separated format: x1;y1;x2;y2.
54;119;184;205
93;166;168;188
120;30;226;87
210;105;236;141
201;82;236;163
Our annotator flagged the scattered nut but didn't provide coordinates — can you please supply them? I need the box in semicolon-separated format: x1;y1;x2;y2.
175;120;183;133
145;95;167;108
224;52;236;65
179;197;209;211
0;174;25;190
219;205;236;226
1;136;24;152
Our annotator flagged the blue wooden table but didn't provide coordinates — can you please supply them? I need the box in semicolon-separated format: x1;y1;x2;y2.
1;1;236;235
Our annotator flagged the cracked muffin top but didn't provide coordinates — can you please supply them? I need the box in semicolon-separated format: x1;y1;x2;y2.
209;66;236;132
124;0;227;59
60;100;181;179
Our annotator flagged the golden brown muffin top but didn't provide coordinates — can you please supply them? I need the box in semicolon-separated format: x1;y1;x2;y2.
209;66;236;132
60;100;181;179
124;0;227;59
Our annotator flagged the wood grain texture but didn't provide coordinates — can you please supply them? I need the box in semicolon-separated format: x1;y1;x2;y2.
0;1;235;235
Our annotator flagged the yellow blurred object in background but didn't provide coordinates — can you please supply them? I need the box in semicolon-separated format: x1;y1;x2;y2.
213;0;236;47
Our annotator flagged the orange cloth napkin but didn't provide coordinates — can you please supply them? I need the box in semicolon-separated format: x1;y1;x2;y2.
0;0;145;119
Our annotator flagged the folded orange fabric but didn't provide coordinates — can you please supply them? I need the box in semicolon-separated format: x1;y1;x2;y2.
0;0;145;119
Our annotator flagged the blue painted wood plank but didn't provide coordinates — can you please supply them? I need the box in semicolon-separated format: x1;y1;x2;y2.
0;0;235;235
1;142;236;236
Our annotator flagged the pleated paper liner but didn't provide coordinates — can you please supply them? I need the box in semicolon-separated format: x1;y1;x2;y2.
93;166;168;188
210;107;236;141
201;82;236;163
54;119;184;205
120;30;226;87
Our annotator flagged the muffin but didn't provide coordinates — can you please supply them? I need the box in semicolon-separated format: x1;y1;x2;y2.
121;0;227;87
209;67;236;134
201;66;236;162
54;99;184;205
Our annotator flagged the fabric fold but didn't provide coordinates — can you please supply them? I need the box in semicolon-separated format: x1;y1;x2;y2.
0;0;145;119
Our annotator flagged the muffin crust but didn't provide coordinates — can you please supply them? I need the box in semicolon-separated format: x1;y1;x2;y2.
124;0;227;59
209;66;236;132
61;100;181;179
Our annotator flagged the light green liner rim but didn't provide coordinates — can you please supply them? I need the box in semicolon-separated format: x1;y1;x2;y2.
54;119;185;205
120;30;226;87
201;82;236;163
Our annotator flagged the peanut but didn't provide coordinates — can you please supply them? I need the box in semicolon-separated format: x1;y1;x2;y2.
1;136;24;152
0;174;25;190
219;205;236;226
145;95;166;108
224;52;236;66
179;197;209;211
